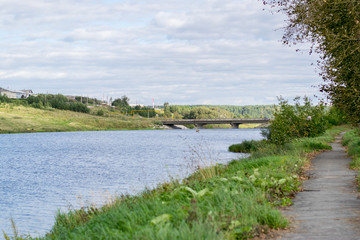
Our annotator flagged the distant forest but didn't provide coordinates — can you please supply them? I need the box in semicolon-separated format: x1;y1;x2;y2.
165;105;276;119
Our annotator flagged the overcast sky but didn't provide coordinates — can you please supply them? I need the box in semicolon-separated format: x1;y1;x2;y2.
0;0;322;105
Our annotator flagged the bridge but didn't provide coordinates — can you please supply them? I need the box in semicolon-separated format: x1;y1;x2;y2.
161;118;270;129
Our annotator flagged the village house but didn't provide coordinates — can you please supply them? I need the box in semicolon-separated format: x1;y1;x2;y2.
0;88;33;99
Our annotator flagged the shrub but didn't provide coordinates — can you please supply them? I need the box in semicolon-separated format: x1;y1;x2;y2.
265;97;328;145
96;109;105;116
324;106;347;126
229;140;265;153
0;94;11;103
69;102;90;113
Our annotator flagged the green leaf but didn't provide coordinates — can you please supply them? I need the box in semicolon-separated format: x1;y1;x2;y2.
150;214;172;225
278;178;286;185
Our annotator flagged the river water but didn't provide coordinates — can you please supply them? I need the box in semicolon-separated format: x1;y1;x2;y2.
0;129;262;237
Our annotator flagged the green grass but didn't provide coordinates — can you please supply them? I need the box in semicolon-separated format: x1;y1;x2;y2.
4;126;347;240
0;103;156;133
342;129;360;187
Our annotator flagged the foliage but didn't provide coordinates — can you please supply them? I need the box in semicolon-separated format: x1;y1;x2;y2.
132;105;157;118
26;94;90;113
342;129;360;187
266;97;328;145
324;106;348;126
228;140;266;153
112;95;131;113
166;105;275;119
75;96;102;105
264;0;360;124
163;102;171;117
183;106;234;119
96;109;105;116
217;105;276;118
0;94;11;103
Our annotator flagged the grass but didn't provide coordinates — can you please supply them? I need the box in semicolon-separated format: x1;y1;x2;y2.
0;104;262;134
2;126;346;240
0;103;156;133
342;129;360;187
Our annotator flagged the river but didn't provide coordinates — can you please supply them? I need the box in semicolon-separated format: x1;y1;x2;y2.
0;129;262;237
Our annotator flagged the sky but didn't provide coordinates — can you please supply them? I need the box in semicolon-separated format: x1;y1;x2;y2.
0;0;323;106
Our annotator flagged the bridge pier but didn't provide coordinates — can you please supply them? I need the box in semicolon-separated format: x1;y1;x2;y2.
230;123;240;129
194;123;206;129
164;124;184;129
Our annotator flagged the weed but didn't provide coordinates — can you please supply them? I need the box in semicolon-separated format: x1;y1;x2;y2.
342;129;360;187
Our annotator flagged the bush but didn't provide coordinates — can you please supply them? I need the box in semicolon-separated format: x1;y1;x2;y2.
0;94;11;103
324;106;347;126
96;109;105;116
229;140;265;153
265;97;328;145
69;102;90;113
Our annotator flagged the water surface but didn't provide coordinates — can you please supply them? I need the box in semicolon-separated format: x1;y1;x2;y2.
0;129;262;236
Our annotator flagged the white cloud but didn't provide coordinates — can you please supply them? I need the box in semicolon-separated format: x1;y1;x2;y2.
0;0;322;105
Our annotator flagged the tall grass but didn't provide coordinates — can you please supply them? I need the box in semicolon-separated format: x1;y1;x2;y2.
342;129;360;187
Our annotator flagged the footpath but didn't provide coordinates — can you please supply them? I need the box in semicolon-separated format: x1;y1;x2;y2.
279;133;360;240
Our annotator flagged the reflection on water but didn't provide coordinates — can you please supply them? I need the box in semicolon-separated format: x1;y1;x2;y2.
0;129;262;236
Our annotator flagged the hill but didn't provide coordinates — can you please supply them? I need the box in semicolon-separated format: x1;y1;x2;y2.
0;103;156;133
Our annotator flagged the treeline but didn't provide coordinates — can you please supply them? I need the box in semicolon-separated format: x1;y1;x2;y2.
112;96;157;118
27;94;90;113
0;94;91;113
163;105;275;119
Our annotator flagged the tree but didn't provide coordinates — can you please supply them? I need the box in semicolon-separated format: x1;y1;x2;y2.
112;95;130;113
264;0;360;124
183;106;234;119
163;102;171;117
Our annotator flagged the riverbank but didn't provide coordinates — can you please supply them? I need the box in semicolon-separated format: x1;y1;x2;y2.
0;104;157;133
6;127;346;239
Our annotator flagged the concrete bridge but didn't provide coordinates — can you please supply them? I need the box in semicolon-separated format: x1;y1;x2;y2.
161;118;270;129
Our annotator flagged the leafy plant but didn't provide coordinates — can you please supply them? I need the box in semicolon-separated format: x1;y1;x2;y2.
229;140;265;153
266;97;328;145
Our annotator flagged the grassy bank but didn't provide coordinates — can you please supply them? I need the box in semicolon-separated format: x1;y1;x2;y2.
5;127;346;240
342;129;360;187
0;103;156;133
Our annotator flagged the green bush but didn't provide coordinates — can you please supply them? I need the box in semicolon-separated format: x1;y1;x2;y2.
324;106;347;126
229;140;265;153
96;109;105;116
266;97;328;145
342;129;360;187
0;94;11;103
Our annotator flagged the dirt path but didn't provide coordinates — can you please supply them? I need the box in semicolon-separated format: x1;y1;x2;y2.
279;133;360;240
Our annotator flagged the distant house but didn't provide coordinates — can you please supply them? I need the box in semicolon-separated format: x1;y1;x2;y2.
0;88;33;99
21;90;33;98
66;95;76;101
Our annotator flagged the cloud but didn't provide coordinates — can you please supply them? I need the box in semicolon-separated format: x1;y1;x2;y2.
0;0;321;105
